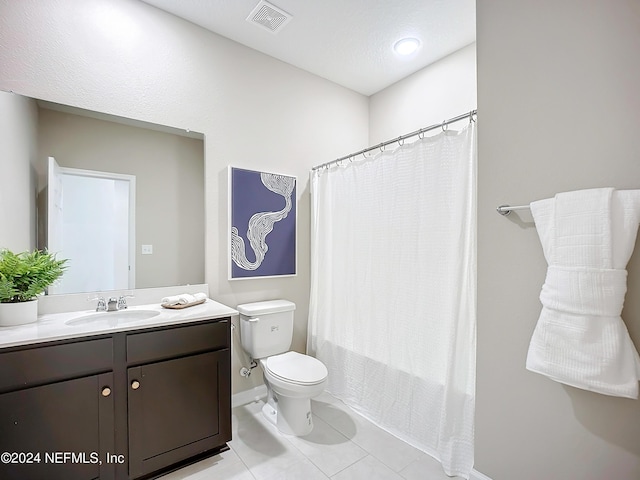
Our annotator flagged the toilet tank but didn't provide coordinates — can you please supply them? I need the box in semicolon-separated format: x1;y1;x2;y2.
237;300;295;359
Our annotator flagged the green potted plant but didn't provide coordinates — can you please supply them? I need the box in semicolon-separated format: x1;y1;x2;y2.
0;249;68;326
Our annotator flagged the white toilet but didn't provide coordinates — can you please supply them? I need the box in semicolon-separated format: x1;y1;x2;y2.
237;299;328;436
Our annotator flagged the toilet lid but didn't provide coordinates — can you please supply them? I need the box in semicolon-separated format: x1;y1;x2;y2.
265;351;328;385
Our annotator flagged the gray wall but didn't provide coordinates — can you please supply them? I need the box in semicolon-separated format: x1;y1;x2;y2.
476;1;640;478
0;92;38;252
369;44;476;144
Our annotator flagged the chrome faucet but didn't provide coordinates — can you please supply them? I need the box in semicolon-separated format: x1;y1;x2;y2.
90;294;133;312
107;297;119;312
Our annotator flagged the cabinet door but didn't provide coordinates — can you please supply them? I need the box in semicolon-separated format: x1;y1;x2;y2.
0;372;115;480
127;349;229;478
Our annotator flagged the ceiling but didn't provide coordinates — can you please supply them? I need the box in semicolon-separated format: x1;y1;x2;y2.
139;0;476;96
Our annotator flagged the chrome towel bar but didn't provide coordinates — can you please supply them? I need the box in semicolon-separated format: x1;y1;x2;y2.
496;204;530;216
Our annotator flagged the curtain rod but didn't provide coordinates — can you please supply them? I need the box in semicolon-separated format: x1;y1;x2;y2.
311;109;477;171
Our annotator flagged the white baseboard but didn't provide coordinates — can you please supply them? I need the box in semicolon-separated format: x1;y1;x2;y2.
470;468;493;480
232;385;267;408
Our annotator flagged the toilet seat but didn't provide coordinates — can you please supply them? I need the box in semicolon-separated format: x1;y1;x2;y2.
264;351;328;386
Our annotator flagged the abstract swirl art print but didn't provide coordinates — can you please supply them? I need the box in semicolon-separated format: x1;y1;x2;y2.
229;167;296;279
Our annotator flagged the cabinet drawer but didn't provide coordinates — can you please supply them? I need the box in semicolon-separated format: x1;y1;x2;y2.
127;319;229;365
0;338;113;392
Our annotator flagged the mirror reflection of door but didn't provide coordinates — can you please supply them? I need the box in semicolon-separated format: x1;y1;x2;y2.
47;157;135;294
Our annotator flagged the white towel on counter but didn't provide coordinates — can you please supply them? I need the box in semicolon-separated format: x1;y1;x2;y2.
161;292;207;306
528;188;640;399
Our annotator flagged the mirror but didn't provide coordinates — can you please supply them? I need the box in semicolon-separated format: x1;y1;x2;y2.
10;94;205;294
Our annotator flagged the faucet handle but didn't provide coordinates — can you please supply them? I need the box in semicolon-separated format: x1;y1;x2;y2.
118;294;134;310
88;296;107;312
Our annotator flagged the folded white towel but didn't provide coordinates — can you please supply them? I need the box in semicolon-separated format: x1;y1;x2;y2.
161;292;207;306
527;188;640;398
193;292;207;302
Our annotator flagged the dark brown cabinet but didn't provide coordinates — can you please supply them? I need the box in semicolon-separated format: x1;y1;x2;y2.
126;321;231;478
0;318;231;480
0;338;115;480
0;372;115;480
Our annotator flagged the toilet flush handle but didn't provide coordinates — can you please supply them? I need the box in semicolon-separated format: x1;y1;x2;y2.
248;317;260;323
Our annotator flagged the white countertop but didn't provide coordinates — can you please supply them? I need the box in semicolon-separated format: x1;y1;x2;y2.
0;299;238;350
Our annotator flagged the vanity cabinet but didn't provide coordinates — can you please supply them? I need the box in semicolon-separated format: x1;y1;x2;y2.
0;338;115;480
126;321;231;478
0;318;231;480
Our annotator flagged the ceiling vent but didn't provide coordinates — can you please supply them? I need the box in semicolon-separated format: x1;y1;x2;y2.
246;1;292;34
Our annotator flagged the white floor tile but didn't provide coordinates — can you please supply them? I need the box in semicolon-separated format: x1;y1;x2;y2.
261;458;330;480
314;398;422;472
332;455;405;480
157;448;253;480
399;451;459;480
353;425;423;473
163;393;450;480
285;415;367;476
230;402;307;480
312;395;359;437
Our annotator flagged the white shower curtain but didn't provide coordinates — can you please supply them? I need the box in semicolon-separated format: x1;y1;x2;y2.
308;122;477;478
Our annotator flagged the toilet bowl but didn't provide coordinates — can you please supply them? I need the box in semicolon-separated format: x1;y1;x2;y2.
237;300;328;436
260;351;327;435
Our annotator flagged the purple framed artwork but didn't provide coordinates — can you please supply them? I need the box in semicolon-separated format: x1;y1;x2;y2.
229;167;297;279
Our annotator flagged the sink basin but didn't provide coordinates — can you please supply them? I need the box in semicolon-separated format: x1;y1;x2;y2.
65;309;160;326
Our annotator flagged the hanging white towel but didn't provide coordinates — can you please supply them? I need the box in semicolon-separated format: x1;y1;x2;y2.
527;188;640;398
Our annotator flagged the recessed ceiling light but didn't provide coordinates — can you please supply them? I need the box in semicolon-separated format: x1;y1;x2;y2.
394;37;421;56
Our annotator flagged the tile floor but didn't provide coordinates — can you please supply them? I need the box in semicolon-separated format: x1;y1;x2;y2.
160;392;462;480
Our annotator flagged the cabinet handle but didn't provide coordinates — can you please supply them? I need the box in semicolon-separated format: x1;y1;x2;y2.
131;380;140;390
101;387;111;397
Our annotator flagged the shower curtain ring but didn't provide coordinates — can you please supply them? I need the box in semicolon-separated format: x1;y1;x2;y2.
469;110;476;123
397;136;404;147
418;129;425;140
441;120;448;132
